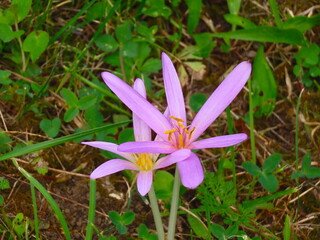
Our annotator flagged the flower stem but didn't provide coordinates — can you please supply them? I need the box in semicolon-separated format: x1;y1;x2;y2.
148;184;165;240
168;167;181;240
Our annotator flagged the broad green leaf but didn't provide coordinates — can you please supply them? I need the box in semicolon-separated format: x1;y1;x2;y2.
138;224;158;240
0;24;24;42
115;20;132;43
118;128;134;144
192;32;216;58
0;131;12;153
258;173;278;192
210;224;225;240
0;195;3;206
187;214;209;239
22;30;49;62
64;107;79;122
189;93;207;112
262;153;281;173
224;14;257;29
12;213;26;236
78;95;97;110
11;0;32;23
0;8;15;24
0;70;12;84
122;211;135;225
282;14;320;33
0;177;10;190
137;24;158;42
143;0;172;19
301;153;311;172
252;44;277;117
108;211;123;224
0;121;130;161
154;170;174;199
186;0;202;33
60;88;79;107
211;26;306;45
86;1;109;21
121;40;138;58
40;118;61;138
227;0;241;15
305;167;320;179
242;161;261;177
95;34;118;52
140;58;161;73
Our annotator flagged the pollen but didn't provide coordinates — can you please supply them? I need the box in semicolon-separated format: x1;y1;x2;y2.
170;115;184;122
136;153;154;171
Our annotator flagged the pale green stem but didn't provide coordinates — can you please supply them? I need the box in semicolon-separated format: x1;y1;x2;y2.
168;167;181;240
148;184;165;240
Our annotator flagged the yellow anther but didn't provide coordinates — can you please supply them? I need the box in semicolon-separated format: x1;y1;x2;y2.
164;129;177;134
136;153;154;171
177;122;185;129
178;134;184;148
183;128;190;134
188;127;196;139
170;116;185;123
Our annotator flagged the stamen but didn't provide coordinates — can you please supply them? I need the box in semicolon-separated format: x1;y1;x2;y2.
164;129;177;141
136;153;153;171
178;134;184;148
183;128;190;134
177;122;185;129
188;127;196;139
170;115;185;123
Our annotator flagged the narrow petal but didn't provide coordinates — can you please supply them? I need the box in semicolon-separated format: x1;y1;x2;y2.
162;52;186;122
90;159;138;179
133;78;151;141
155;149;191;169
189;62;251;142
177;153;204;189
82;141;134;162
101;72;172;140
118;141;175;154
189;133;247;149
137;171;153;196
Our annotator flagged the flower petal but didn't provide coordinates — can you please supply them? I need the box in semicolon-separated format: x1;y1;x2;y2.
90;159;138;179
82;141;134;162
133;78;151;142
155;149;191;169
162;52;186;122
188;62;251;142
177;152;204;189
137;171;153;196
118;141;175;154
101;72;172;140
189;133;247;149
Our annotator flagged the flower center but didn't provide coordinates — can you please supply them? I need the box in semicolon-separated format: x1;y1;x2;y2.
136;153;154;171
164;116;195;149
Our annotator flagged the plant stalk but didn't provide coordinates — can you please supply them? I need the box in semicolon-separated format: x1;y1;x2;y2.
148;185;165;240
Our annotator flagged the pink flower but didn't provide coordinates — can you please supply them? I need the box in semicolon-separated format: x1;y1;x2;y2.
82;79;191;196
102;53;251;189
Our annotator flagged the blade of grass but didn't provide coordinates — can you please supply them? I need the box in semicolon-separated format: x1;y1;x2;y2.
85;179;96;240
248;76;256;164
30;183;39;240
12;159;71;240
0;121;131;161
268;0;282;27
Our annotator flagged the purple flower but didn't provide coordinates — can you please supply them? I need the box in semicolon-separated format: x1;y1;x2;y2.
102;53;252;189
82;78;191;196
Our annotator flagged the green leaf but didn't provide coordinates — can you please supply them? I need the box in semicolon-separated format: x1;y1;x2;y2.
0;177;10;190
187;214;209;239
95;34;118;52
262;153;281;173
138;224;158;240
140;58;162;73
115;20;132;43
0;70;12;84
224;14;257;29
242;161;261;177
227;0;241;15
121;40;138;58
0;24;24;42
0;195;4;206
252;44;277;117
86;1;109;21
122;211;135;225
258;173;278;192
118;128;134;144
0;8;15;25
284;215;291;240
268;0;282;27
22;30;49;62
282;14;320;33
0;121;130;161
11;0;32;23
189;93;207;112
186;0;202;33
193;32;216;58
78;95;97;110
210;224;226;240
13;213;26;236
154;170;174;199
108;211;122;224
40;118;61;138
211;26;306;45
305;167;320;179
61;88;79;107
64;107;79;122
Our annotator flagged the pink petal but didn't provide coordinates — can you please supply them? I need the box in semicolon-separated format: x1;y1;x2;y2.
137;171;153;196
177;153;204;189
90;159;138;179
189;133;247;149
118;141;175;154
101;72;172;140
162;52;186;122
155;149;191;169
82;141;134;162
188;62;251;143
133;79;151;142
